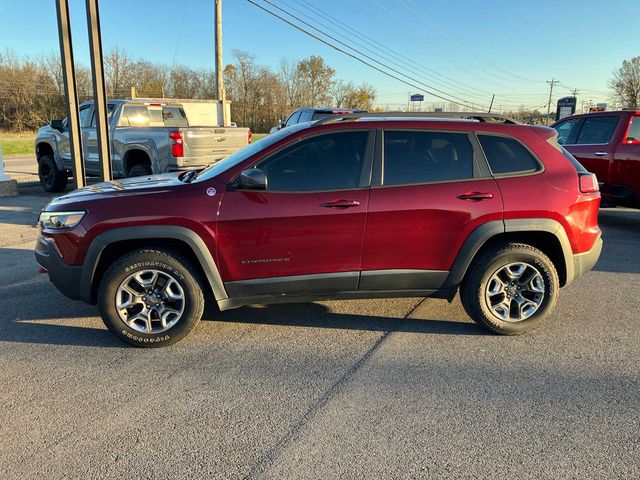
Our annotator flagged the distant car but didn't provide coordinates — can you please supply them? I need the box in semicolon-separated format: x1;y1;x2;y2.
269;107;367;133
35;112;602;347
35;99;251;192
552;110;640;208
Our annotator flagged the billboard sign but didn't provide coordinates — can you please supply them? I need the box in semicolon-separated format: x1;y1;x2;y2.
556;97;577;121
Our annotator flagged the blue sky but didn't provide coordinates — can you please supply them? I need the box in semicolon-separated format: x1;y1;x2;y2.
1;0;638;111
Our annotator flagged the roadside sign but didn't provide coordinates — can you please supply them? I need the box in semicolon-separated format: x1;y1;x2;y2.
410;94;424;102
556;97;577;121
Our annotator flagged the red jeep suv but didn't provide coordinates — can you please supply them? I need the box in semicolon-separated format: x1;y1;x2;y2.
35;112;603;347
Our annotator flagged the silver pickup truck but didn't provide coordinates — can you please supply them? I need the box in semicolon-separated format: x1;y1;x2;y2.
35;99;250;192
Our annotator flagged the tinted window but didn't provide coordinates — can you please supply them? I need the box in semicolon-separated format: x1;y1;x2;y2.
625;116;640;143
383;131;474;185
553;118;581;145
298;110;313;122
257;131;369;191
576;116;619;144
79;107;92;128
119;105;188;127
285;111;302;127
121;105;150;127
478;135;540;175
90;104;115;127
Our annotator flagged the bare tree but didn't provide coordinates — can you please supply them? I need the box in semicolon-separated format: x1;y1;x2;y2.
610;57;640;109
331;80;354;107
297;55;335;107
278;58;302;111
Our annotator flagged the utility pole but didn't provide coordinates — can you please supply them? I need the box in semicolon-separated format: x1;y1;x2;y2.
488;94;495;113
215;0;227;126
546;78;559;125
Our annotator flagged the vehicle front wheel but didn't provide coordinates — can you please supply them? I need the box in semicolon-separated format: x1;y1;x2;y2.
98;249;205;347
38;155;68;192
460;243;559;335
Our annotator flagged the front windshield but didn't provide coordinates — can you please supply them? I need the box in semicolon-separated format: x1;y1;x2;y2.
196;123;309;181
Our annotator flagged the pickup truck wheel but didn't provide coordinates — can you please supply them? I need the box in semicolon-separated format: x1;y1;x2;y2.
98;249;205;347
127;164;152;177
460;243;559;335
38;155;68;192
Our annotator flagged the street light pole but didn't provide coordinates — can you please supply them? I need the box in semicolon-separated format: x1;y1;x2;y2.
215;0;228;126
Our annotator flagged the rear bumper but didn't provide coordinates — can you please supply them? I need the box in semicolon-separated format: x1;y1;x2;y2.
34;235;87;302
571;233;603;283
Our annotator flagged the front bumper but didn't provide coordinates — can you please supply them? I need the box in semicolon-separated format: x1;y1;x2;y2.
571;233;603;282
34;235;85;302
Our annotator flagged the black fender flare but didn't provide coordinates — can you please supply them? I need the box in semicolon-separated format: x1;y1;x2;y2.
443;218;574;291
80;226;228;304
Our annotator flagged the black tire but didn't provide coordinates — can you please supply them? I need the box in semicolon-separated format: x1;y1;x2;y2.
97;249;205;347
127;163;152;177
460;243;559;335
38;155;68;192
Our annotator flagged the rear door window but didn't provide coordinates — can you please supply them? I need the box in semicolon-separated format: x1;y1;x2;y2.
119;105;188;127
575;116;619;145
382;130;474;185
478;135;540;175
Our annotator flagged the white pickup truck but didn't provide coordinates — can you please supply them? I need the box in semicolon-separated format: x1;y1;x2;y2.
35;99;251;192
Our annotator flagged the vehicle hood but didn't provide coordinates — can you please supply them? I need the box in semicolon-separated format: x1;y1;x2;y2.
47;172;185;207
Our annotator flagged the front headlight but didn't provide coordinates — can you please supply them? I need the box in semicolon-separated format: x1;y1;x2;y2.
38;211;86;229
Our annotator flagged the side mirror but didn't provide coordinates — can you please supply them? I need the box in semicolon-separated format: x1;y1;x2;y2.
231;168;267;191
50;119;64;131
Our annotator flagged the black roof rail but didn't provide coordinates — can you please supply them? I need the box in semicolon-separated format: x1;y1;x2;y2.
314;111;519;125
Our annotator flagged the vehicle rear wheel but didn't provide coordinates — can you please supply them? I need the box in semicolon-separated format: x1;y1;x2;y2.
38;155;68;192
98;249;205;347
127;163;152;177
460;243;559;335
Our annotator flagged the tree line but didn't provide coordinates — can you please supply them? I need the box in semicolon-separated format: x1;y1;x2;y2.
0;48;375;132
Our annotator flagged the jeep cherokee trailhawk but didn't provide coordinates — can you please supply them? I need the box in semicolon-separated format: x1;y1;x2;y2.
35;112;603;347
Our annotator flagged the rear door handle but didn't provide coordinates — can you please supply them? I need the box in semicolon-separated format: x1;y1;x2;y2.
320;199;361;209
594;152;608;157
457;191;494;201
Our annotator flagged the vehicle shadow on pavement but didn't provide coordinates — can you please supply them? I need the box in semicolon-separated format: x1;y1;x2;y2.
205;302;486;336
0;319;123;348
595;208;640;274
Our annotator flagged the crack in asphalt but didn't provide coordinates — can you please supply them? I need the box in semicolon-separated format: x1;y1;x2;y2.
243;297;428;480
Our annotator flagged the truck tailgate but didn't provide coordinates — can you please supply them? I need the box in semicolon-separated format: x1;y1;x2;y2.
182;127;249;164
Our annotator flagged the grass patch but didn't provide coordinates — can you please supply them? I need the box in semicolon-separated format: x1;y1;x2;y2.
0;139;34;156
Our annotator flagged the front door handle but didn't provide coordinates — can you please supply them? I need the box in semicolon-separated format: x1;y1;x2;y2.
457;191;494;201
320;199;361;209
594;152;608;157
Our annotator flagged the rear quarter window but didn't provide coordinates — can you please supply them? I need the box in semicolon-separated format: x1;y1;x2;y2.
477;135;541;175
625;115;640;144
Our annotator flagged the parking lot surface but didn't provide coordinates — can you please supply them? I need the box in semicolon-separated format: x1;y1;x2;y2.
0;186;638;479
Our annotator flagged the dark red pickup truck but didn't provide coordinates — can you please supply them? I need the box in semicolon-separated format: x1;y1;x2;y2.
552;110;640;208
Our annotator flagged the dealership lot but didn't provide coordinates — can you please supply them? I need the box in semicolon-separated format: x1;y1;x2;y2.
0;186;638;479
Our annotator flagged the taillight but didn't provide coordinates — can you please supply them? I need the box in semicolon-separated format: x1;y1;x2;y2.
579;172;599;193
247;130;252;144
169;131;183;157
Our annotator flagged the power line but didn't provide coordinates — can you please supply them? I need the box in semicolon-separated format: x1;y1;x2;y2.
286;0;498;100
246;0;486;110
258;0;485;109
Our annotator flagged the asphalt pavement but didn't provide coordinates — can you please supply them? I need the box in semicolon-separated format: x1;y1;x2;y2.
0;185;638;479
